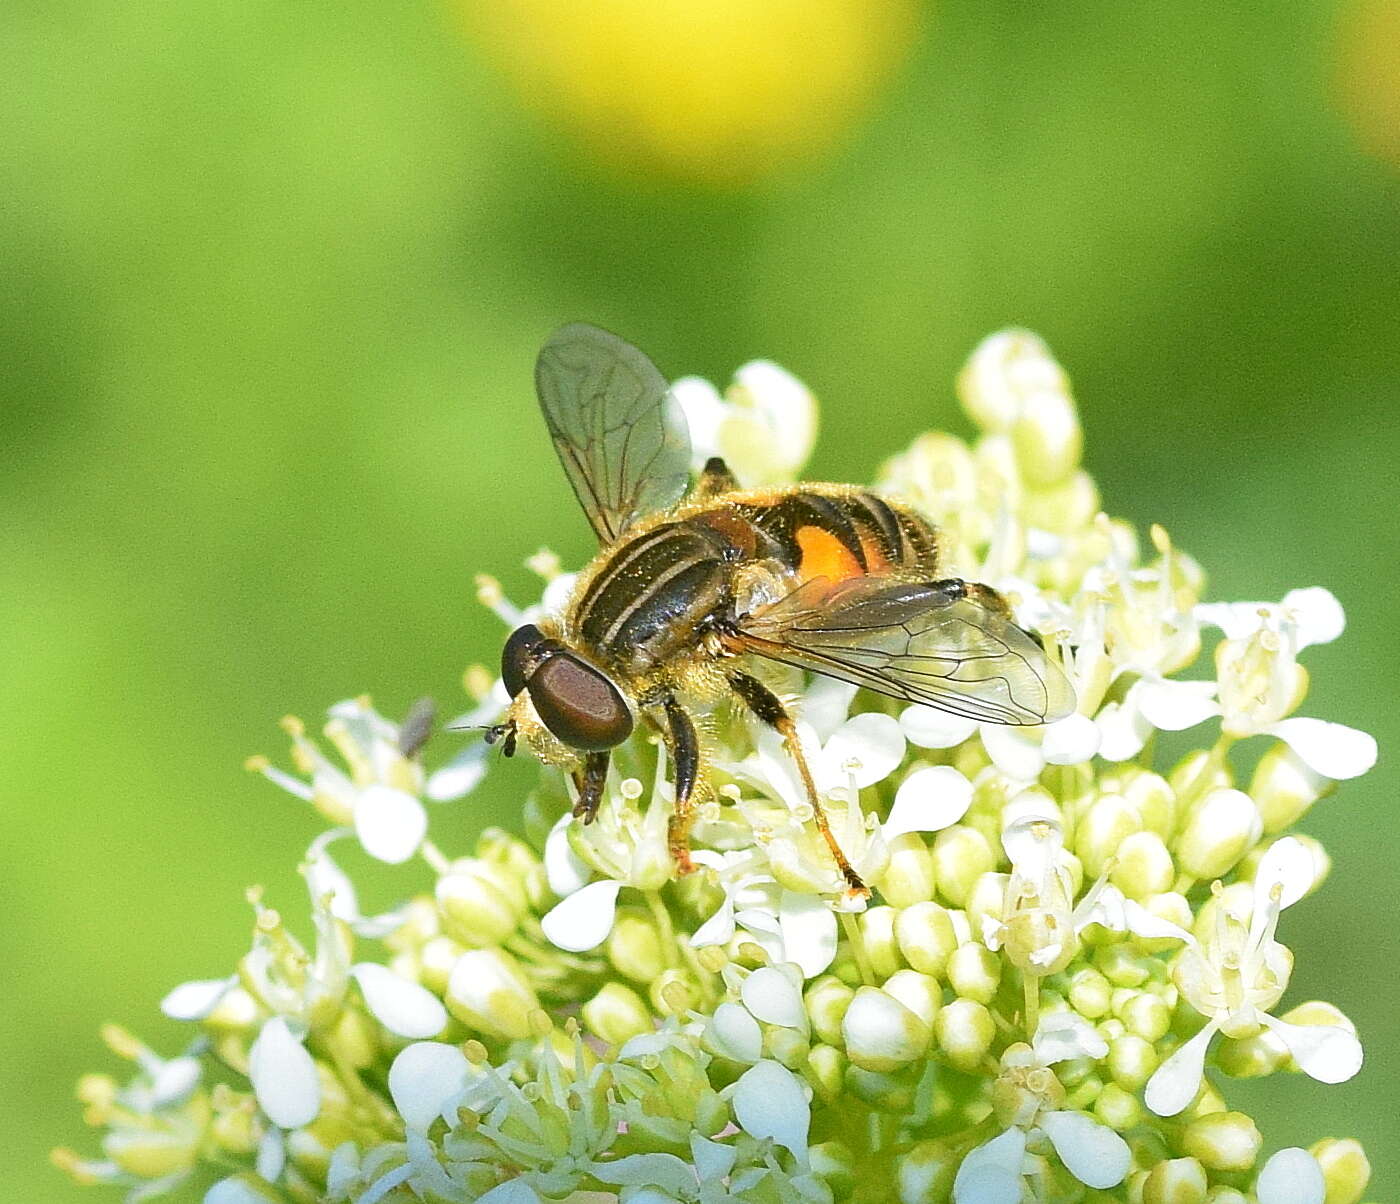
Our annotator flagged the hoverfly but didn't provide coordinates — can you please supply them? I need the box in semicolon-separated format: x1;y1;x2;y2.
486;324;1074;894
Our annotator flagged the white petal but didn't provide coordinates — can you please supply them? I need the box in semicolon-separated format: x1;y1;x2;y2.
1041;713;1101;765
800;677;860;742
254;1127;285;1184
691;1133;739;1181
670;375;726;459
981;724;1045;781
1034;1011;1108;1063
884;766;974;840
1253;836;1314;912
952;1127;1027;1204
1144;1021;1218;1116
249;1018;321;1129
351;964;448;1038
731;1060;810;1157
304;837;362;924
823;713;905;789
353;785;427;864
690;894;737;948
160;976;237;1021
477;1180;544;1204
1136;678;1220;732
150;1057;202;1106
544;814;592;898
1267;718;1377;781
1040;1110;1131;1189
1256;1147;1326;1204
1259;1014;1364;1084
425;741;490;801
1001;812;1063;882
205;1177;282;1204
1094;696;1152;762
778;890;838;978
1195;600;1271;640
900;704;978;750
734;906;782;938
540;879;622;953
741;965;808;1030
388;1042;472;1130
539;572;578;620
1282;587;1345;650
1121;899;1193;944
752;721;815;812
710;1001;764;1063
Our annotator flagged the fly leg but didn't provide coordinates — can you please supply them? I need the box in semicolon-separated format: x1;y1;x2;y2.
654;693;701;875
693;456;740;500
571;750;610;824
726;670;868;896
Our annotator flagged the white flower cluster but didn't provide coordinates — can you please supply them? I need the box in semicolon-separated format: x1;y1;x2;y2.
58;332;1378;1204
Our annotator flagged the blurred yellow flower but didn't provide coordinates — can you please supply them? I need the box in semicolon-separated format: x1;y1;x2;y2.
463;0;923;186
1333;0;1400;169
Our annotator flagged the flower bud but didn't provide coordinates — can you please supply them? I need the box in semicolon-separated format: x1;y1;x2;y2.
1169;749;1233;799
894;901;960;978
932;826;995;906
1077;794;1142;878
1096;945;1152;988
765;1026;811;1071
1250;742;1329;832
606;909;666;985
878;834;937;907
1111;831;1175;899
1012;391;1082;488
957;329;1068;435
1204;1190;1248;1204
1176;789;1262;880
435;861;522;947
1309;1138;1370;1204
946;943;1000;1005
933;999;994;1072
965;871;1009;941
445;949;539;1040
842;986;931;1072
1094;1081;1143;1132
882;969;942;1029
648;969;697;1016
806;1043;846;1103
860;906;904;980
1142;1157;1208;1204
804;975;856;1047
844;1063;918;1111
1214;1028;1287;1079
1107;1034;1158;1090
1119;768;1177;837
582;983;653;1047
416;936;465;995
897;1139;958;1204
1119;992;1171;1043
103;1130;199;1180
810;1140;858;1201
1180;1111;1261;1173
1068;967;1113;1019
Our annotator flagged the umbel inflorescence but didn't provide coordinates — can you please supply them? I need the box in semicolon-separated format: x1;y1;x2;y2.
58;333;1377;1204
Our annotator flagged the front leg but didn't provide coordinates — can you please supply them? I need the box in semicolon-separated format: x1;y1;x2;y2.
571;750;610;824
727;670;868;896
655;693;701;875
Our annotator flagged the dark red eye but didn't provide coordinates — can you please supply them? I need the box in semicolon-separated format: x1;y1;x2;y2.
501;624;546;698
527;653;634;751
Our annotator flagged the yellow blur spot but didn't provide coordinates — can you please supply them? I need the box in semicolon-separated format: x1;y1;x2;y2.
463;0;923;186
1334;0;1400;169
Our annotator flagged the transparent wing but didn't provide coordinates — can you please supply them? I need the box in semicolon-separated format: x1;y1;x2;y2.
736;576;1075;726
535;323;692;544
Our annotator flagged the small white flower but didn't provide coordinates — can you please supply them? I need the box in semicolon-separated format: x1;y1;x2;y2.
387;1042;476;1131
1255;1146;1327;1204
729;1059;811;1159
1144;837;1364;1116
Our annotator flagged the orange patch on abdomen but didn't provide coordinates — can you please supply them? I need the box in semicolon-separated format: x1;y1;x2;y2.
795;525;864;583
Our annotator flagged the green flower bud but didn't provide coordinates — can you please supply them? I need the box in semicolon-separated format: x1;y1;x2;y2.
933;998;995;1072
417;935;465;994
103;1129;199;1181
1107;1033;1158;1090
1143;1157;1208;1204
810;1140;858;1200
844;1063;918;1111
842;985;931;1072
1012;391;1081;487
895;901;960;978
861;905;904;980
807;1043;847;1103
445;948;540;1040
897;1138;958;1204
1138;891;1194;953
1309;1137;1370;1204
965;871;1009;941
1169;749;1233;799
1176;789;1262;880
933;826;995;906
435;859;524;947
764;1026;811;1071
1111;831;1175;899
1097;944;1153;988
805;975;856;1046
648;968;697;1016
1180;1111;1261;1173
1077;794;1142;878
882;969;942;1029
878;834;937;907
1215;1028;1287;1078
1068;967;1113;1018
1204;1190;1248;1204
1117;767;1178;837
1118;991;1171;1042
1250;742;1329;832
946;942;1000;1004
606;908;666;985
1094;1081;1143;1131
582;982;653;1047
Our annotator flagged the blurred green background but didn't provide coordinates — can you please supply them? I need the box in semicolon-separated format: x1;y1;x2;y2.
7;0;1399;1198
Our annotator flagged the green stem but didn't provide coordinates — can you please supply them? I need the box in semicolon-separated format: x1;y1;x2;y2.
839;911;877;986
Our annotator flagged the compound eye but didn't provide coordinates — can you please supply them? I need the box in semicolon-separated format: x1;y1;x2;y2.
527;653;634;751
501;624;546;698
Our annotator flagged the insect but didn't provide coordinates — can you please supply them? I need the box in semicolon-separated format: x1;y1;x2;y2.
486;323;1074;894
